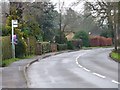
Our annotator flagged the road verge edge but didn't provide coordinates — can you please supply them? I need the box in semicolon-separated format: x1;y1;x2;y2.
109;52;120;63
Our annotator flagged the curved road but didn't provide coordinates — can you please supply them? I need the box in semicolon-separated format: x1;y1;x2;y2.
27;48;119;88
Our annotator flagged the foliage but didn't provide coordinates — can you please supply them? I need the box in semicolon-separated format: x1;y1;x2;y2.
71;39;82;49
1;58;20;67
13;29;27;58
1;55;34;67
25;37;37;55
55;32;67;44
2;36;12;60
90;36;112;47
57;44;67;51
41;42;51;53
67;39;82;50
100;29;113;38
22;14;43;41
30;2;57;42
2;25;11;36
61;4;103;35
15;38;27;58
85;1;120;50
67;41;74;50
74;31;89;47
111;51;120;62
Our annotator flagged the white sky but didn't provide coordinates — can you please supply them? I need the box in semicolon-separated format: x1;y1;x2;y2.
50;0;120;13
50;0;85;13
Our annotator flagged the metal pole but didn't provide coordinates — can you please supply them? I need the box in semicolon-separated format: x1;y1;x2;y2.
59;0;62;43
12;20;15;58
113;3;118;51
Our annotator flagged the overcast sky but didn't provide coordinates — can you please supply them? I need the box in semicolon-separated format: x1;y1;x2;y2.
50;0;85;13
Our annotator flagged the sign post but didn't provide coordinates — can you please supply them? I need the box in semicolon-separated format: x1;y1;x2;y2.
12;20;18;58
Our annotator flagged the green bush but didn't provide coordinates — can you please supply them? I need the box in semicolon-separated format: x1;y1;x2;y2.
67;39;82;50
74;31;89;47
55;32;67;44
2;25;11;36
25;37;36;55
2;36;12;60
57;44;67;51
15;38;27;58
67;41;74;50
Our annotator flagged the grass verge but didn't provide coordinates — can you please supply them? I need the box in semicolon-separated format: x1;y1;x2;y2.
82;46;113;50
110;51;120;63
1;55;34;67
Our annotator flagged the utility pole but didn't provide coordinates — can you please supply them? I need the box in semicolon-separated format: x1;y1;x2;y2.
59;0;64;44
118;1;120;48
113;2;118;51
59;0;62;43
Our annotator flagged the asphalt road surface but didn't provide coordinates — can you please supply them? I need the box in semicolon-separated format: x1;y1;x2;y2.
27;48;119;88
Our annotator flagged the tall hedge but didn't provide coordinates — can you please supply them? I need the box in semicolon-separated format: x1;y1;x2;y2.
2;36;12;60
57;44;67;51
25;37;36;55
67;39;82;50
15;38;27;58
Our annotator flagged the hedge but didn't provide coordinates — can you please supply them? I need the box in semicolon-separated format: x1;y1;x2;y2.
25;37;36;55
57;44;67;51
1;36;36;60
1;36;67;61
90;36;112;47
2;36;12;60
67;41;74;50
15;38;27;58
67;39;82;50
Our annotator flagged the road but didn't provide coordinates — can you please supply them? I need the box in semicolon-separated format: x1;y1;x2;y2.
27;48;119;88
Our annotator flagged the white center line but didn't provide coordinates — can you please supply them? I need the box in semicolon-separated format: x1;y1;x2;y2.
76;61;79;64
78;64;83;68
112;80;120;84
83;67;90;72
75;51;120;85
92;72;106;79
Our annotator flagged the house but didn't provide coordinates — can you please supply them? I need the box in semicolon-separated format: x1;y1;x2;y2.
65;31;75;41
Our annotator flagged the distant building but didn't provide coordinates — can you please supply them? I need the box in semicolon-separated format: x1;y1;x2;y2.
65;31;75;41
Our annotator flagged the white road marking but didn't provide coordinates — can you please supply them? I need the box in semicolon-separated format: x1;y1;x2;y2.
83;67;90;72
92;73;106;79
76;61;79;64
75;53;86;64
26;64;29;68
112;80;120;84
78;64;83;68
